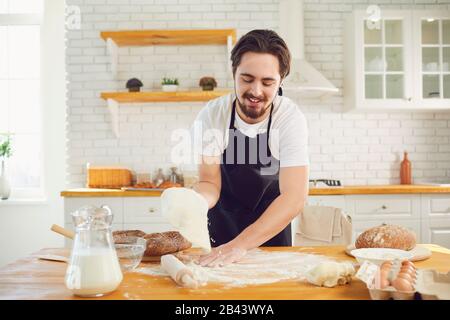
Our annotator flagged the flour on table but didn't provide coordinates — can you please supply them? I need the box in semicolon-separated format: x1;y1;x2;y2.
136;249;338;288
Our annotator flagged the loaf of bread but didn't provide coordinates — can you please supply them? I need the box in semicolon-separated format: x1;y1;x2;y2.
113;230;191;257
355;224;416;251
113;230;146;243
157;181;182;189
143;231;191;256
133;182;156;188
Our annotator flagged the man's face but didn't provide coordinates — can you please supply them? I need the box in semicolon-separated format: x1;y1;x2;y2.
234;52;281;121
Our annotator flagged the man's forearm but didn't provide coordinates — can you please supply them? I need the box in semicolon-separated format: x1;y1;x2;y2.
230;193;306;250
193;181;221;209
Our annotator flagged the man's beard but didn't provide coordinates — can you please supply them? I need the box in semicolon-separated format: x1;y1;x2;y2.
236;92;272;120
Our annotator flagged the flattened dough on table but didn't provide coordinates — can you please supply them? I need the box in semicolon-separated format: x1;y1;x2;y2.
161;187;211;253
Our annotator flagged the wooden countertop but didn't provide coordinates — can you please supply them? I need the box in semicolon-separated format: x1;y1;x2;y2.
0;245;449;300
60;188;164;197
60;185;450;197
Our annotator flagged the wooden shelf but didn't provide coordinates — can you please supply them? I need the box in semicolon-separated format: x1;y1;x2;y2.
101;90;231;103
102;90;232;138
100;29;237;46
100;29;237;137
102;29;236;81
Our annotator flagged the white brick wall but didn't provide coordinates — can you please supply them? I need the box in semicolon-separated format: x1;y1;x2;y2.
65;0;450;187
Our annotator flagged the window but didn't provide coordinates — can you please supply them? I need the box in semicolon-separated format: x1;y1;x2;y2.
0;0;43;197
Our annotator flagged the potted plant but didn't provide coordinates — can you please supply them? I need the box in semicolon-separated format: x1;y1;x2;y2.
126;78;143;92
199;76;217;91
161;77;179;92
0;134;12;200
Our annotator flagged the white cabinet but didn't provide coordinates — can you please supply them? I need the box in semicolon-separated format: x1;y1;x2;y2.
421;194;450;248
122;197;171;234
308;194;422;244
122;197;166;224
345;195;420;221
413;11;450;106
305;193;450;247
345;9;450;111
63;196;171;247
421;194;450;219
421;219;450;249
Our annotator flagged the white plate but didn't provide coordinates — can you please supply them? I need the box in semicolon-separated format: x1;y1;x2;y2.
351;248;413;265
345;244;432;262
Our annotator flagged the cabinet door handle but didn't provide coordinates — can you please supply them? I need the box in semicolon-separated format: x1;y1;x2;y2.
381;205;387;210
148;207;156;213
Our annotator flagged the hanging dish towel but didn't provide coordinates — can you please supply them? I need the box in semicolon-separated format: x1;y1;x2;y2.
293;206;352;246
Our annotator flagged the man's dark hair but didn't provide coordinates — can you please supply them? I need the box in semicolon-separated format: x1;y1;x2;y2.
230;29;291;79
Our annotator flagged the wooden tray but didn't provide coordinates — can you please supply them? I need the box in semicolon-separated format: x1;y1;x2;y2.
121;187;165;191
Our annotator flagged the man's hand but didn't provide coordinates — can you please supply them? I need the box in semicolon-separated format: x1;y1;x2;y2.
198;243;247;267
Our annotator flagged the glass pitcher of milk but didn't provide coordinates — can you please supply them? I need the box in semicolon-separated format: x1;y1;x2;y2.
65;205;123;297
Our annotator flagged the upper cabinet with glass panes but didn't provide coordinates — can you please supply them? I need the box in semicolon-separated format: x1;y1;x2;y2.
344;10;450;111
414;12;450;105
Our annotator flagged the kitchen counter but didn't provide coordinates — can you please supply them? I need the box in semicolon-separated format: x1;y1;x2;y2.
0;245;449;300
60;185;450;197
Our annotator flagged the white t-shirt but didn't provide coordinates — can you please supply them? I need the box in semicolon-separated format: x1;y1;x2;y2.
192;93;309;168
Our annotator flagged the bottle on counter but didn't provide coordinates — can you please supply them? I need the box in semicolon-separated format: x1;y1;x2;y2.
400;151;412;185
154;168;165;187
169;166;183;185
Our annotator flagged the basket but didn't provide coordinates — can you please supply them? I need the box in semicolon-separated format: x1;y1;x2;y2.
87;166;132;189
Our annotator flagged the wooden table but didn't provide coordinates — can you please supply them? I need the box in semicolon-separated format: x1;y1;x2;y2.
0;245;449;300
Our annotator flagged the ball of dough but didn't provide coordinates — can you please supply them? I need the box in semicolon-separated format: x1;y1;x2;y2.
305;262;355;288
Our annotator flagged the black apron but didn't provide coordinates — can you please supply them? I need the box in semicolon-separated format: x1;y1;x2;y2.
207;99;292;247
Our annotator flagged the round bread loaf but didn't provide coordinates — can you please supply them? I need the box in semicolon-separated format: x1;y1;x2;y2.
144;231;192;256
355;224;416;251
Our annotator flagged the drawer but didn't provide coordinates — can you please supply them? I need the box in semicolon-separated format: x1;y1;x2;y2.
123;223;174;234
351;219;421;244
421;218;450;249
123;197;167;223
421;195;450;218
345;195;420;220
64;197;124;224
306;196;345;209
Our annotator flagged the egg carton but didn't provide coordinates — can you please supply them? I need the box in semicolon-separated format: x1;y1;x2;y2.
357;260;450;300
